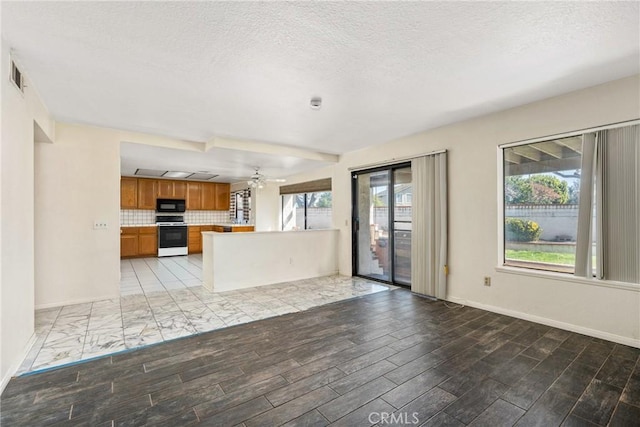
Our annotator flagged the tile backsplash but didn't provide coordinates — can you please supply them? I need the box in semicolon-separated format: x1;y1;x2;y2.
184;210;230;225
120;210;230;226
120;210;155;225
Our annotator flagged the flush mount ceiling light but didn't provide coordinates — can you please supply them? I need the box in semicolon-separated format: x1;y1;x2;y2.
162;171;193;178
310;96;322;110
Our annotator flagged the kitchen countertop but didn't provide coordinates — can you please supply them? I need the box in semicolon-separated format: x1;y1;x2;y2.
120;223;254;228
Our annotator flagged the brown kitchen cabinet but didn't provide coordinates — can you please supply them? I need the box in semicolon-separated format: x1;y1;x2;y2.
122;177;230;211
186;182;202;210
121;226;158;258
157;180;187;199
120;227;139;258
188;226;202;253
137;179;158;209
138;227;158;256
233;226;254;233
201;183;216;210
120;177;138;209
188;226;215;253
215;183;230;210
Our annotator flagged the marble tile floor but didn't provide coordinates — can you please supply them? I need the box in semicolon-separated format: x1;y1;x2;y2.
19;255;394;374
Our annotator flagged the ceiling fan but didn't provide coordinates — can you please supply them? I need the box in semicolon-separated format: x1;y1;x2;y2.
247;167;286;189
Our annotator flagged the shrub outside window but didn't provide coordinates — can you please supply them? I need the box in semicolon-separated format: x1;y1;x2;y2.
503;136;582;273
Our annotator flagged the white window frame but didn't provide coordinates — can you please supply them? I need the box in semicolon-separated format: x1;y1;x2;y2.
496;119;640;292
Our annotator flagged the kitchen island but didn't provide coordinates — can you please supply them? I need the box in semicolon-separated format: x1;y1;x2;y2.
202;229;339;292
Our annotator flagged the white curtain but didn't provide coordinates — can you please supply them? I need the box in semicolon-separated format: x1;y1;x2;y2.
575;133;597;278
599;125;639;283
411;152;448;298
575;124;639;283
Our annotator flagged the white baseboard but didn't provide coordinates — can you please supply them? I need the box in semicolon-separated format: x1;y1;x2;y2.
446;296;640;349
35;293;120;310
1;332;37;394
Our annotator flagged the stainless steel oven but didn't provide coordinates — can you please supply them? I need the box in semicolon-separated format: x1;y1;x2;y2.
157;215;188;257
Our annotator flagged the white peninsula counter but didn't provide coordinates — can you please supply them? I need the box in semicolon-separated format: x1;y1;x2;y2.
202;229;339;292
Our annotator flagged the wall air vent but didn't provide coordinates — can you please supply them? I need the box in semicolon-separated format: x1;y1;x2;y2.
10;60;24;92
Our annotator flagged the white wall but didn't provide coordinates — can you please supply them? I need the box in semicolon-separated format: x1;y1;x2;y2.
34;123;254;309
280;75;640;346
203;229;339;292
35;123;121;308
253;182;280;231
0;38;54;391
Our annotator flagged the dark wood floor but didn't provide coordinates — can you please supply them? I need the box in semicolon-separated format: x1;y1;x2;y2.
1;289;639;426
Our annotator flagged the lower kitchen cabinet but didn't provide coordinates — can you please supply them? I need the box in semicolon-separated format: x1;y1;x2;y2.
138;227;158;256
121;227;158;258
120;227;139;258
232;226;254;233
188;226;215;254
188;226;202;253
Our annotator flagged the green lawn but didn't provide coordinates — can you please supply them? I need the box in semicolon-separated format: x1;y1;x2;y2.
505;249;575;266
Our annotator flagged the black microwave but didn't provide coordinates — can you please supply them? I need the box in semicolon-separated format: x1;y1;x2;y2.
156;199;186;213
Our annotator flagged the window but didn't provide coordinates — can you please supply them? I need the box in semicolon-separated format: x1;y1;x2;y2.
232;190;251;223
282;191;332;230
501;122;639;284
503;136;582;273
280;178;332;231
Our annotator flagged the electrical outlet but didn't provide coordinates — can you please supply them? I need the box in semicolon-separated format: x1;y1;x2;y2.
93;221;108;230
484;276;491;286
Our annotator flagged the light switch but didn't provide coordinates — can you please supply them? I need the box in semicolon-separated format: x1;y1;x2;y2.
93;221;108;230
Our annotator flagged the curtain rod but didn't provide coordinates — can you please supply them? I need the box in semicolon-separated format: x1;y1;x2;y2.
348;149;447;172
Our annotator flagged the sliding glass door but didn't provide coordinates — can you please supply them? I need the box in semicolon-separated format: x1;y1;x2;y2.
352;163;412;286
393;167;412;285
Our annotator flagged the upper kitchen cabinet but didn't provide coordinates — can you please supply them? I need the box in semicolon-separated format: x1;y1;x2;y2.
120;177;138;209
215;183;230;211
195;183;230;210
186;182;202;210
120;177;229;211
201;183;216;210
137;179;158;209
157;180;187;199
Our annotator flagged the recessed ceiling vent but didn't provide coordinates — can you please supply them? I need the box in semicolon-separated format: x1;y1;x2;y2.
10;60;24;92
135;168;165;177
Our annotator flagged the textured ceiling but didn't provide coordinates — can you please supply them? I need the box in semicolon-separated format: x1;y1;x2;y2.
2;2;639;170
